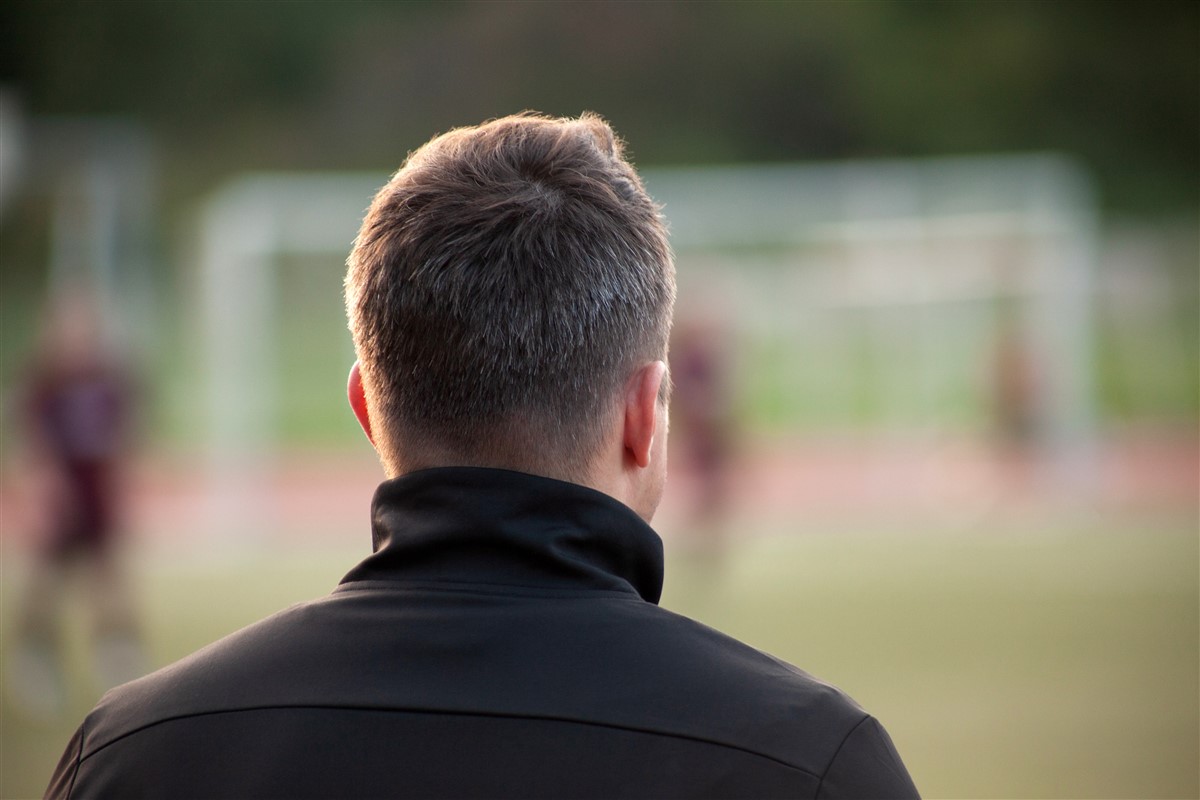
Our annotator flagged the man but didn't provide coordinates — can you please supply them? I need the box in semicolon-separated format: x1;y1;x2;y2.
47;113;919;799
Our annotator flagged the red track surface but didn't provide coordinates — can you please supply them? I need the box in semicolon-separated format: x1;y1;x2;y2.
2;431;1196;552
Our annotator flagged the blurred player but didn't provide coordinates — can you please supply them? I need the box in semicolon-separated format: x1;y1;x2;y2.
989;304;1043;497
9;284;145;718
670;310;736;551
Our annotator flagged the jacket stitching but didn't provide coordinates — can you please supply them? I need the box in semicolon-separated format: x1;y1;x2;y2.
65;714;85;799
813;714;872;799
79;704;822;779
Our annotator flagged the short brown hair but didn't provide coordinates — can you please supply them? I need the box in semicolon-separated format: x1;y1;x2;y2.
345;112;675;478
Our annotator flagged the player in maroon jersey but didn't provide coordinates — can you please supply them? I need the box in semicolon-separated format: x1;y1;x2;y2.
9;285;145;717
670;312;737;553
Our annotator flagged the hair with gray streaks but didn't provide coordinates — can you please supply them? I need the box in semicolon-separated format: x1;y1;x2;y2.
345;111;675;478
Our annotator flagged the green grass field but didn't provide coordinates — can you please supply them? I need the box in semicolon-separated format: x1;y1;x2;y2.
2;507;1196;799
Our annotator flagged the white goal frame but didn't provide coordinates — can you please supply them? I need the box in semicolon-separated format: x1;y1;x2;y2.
197;155;1099;524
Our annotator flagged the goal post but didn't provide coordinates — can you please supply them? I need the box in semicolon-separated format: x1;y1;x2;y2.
643;154;1099;449
195;155;1099;527
197;174;385;530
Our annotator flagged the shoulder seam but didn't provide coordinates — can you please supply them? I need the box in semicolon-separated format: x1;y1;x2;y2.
813;713;872;799
66;714;85;799
80;704;824;779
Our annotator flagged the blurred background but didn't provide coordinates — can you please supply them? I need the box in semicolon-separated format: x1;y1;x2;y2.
1;2;1196;797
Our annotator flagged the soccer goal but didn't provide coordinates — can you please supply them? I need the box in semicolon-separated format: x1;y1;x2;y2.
196;155;1099;522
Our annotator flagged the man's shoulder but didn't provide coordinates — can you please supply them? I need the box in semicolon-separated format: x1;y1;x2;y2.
77;581;877;781
632;600;850;692
629;607;918;793
613;601;873;767
78;595;336;759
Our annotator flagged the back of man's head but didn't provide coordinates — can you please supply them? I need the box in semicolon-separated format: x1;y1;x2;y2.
345;112;675;480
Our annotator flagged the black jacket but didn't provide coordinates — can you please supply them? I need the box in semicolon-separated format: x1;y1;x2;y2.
48;467;919;799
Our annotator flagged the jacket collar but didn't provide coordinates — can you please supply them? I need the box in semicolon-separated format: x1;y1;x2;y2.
339;467;664;604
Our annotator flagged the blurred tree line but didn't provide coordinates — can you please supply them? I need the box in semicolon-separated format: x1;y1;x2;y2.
2;1;1196;215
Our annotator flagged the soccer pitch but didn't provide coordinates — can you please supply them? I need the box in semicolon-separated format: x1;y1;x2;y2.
3;510;1197;799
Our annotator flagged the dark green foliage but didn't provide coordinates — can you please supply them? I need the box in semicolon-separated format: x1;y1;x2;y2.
2;1;1195;212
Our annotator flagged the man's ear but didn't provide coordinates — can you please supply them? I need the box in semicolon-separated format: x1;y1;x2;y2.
347;361;375;445
623;360;667;469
